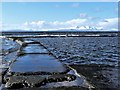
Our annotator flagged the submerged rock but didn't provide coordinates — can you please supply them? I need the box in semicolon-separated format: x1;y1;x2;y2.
5;76;25;89
24;75;46;87
5;74;77;89
46;74;76;83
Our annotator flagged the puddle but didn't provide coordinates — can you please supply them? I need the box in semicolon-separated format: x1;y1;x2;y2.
9;54;67;74
21;44;48;54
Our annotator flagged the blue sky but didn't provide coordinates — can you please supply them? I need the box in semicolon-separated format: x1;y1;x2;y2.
1;2;118;31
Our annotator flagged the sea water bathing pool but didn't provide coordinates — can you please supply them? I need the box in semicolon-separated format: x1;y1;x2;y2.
1;32;119;90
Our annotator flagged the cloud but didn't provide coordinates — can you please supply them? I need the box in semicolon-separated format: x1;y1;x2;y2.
2;17;118;31
23;18;118;31
22;18;88;31
97;18;118;30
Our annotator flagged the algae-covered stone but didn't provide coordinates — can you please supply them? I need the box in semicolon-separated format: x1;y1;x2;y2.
47;74;76;83
25;75;46;87
5;76;25;89
5;74;77;89
5;75;46;89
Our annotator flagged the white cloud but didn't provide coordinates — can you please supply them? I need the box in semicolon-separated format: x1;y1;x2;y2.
22;18;87;31
23;18;118;31
2;17;118;31
97;18;118;30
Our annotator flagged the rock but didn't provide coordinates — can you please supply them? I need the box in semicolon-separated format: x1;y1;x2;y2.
47;74;76;83
5;74;76;89
24;75;46;87
5;76;25;89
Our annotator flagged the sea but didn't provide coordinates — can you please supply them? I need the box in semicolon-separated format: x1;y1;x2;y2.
0;31;119;89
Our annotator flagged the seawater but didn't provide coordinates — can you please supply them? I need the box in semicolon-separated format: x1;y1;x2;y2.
1;36;119;89
33;37;119;66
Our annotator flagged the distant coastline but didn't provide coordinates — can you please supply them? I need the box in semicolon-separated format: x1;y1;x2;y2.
1;30;119;37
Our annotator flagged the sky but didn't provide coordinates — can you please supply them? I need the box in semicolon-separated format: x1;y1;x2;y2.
0;1;118;31
1;0;119;2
